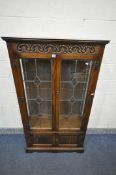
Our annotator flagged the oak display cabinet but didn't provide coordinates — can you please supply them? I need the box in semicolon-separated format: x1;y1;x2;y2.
2;37;109;153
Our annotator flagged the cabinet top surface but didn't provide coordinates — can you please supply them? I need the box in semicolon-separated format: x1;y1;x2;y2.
2;37;110;44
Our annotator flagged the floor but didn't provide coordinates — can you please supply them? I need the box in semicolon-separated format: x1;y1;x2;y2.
0;134;116;175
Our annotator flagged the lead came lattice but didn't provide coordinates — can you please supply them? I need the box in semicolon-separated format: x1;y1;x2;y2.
60;60;92;121
21;59;52;117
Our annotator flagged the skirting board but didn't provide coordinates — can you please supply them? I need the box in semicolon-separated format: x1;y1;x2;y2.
0;128;116;134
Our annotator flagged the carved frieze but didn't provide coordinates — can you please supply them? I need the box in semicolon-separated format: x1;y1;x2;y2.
17;43;96;54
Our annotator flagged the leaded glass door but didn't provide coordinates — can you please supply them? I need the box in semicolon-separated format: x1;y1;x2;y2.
20;58;54;129
58;58;92;130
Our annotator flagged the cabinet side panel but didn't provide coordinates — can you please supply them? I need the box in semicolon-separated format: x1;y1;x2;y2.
6;43;32;146
80;45;106;145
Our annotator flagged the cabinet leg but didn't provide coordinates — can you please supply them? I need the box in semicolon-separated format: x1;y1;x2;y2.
77;149;84;153
25;149;33;153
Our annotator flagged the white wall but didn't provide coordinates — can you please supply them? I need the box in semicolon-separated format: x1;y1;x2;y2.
0;0;116;128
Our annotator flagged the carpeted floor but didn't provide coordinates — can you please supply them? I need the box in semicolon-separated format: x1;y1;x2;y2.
0;134;116;175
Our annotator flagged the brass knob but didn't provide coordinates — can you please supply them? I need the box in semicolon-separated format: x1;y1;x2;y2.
56;90;60;96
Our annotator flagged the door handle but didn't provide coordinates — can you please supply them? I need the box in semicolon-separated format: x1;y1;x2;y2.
56;90;60;96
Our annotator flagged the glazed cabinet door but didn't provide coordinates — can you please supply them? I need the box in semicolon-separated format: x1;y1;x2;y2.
56;56;95;131
20;57;56;130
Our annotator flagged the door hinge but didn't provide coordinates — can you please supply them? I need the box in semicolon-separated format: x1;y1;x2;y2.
11;58;20;68
92;60;101;70
18;97;25;102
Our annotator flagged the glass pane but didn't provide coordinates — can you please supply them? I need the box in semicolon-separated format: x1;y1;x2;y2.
21;59;52;129
59;60;92;129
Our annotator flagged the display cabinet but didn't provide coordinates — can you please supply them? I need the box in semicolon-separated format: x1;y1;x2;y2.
2;37;109;152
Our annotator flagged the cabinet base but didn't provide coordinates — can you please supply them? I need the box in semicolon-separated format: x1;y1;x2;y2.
26;147;84;153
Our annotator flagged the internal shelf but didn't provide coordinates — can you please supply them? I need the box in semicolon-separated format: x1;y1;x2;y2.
29;116;51;129
59;115;81;128
29;115;81;129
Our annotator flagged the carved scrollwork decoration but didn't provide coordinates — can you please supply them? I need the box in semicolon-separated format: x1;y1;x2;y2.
17;43;96;54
